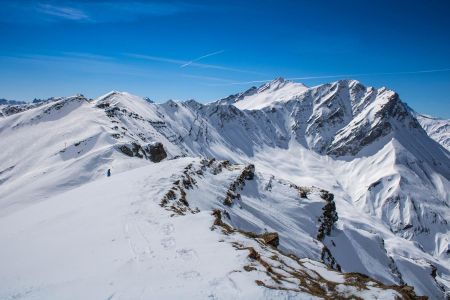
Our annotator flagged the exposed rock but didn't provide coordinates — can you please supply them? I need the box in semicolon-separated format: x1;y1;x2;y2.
159;163;200;215
321;246;341;272
212;209;233;233
242;164;255;180
96;102;110;109
247;247;260;260
116;142;167;163
147;142;167;162
118;145;134;157
317;190;338;241
243;265;257;272
223;164;255;206
259;232;279;248
320;190;334;202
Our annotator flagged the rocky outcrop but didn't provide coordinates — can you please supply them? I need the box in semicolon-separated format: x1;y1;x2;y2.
258;232;279;247
321;246;341;272
212;209;421;299
317;190;338;241
160;164;199;216
146;142;167;162
117;142;167;162
223;164;255;206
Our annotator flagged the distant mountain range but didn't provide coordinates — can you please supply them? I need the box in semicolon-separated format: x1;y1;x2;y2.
0;98;25;105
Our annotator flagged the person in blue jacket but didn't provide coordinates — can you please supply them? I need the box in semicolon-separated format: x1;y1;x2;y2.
107;168;111;177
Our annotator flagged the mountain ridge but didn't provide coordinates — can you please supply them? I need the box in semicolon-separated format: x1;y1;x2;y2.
0;78;449;298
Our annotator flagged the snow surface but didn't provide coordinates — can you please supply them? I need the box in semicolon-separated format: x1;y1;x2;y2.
415;112;450;151
0;79;449;298
232;78;308;110
0;158;407;299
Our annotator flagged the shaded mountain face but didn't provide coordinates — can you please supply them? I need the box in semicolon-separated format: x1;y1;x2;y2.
0;79;449;298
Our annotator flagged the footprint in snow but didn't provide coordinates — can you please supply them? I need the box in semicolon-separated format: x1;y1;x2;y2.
177;270;200;279
176;248;198;261
161;223;175;235
146;218;159;225
160;237;176;249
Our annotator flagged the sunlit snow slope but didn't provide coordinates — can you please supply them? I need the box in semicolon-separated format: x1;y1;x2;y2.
0;158;421;299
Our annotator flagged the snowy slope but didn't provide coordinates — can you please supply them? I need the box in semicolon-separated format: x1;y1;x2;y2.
0;92;189;215
0;95;153;215
219;77;308;110
415;113;450;151
0;158;420;299
0;79;449;298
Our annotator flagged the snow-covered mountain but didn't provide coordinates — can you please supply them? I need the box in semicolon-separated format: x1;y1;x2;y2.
0;79;449;299
414;113;450;152
218;77;308;110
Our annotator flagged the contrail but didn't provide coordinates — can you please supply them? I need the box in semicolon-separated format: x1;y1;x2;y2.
180;50;225;68
126;52;264;75
228;67;450;85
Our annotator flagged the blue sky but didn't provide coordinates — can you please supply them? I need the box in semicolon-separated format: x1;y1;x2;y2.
1;0;449;117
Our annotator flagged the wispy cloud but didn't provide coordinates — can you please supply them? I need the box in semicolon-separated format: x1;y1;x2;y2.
221;68;450;85
181;74;235;84
0;52;156;77
0;52;253;83
126;53;264;75
1;1;204;23
60;52;114;61
36;3;89;20
180;50;225;68
127;53;187;65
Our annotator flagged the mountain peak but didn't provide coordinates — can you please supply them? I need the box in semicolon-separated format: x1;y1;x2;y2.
260;77;289;91
262;77;308;91
233;78;308;110
335;79;361;86
269;76;287;85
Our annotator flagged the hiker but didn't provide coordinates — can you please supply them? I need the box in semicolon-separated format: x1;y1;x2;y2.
107;169;111;177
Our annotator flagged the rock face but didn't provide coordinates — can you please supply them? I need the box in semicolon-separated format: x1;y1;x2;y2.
117;142;167;163
317;190;338;241
223;164;255;206
147;142;167;162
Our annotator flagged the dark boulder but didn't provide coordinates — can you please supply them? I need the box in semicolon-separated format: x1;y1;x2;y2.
147;142;167;162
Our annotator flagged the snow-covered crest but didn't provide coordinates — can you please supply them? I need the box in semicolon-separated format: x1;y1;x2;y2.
217;77;308;110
